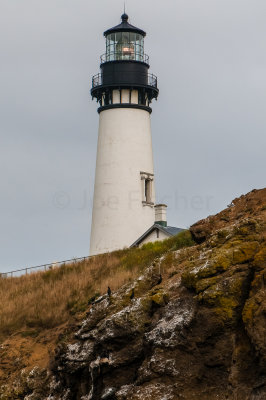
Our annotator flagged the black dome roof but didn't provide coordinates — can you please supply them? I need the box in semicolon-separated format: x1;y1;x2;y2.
121;13;129;22
104;14;146;37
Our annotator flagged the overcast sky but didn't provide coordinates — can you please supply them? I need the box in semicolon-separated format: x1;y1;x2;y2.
0;0;265;272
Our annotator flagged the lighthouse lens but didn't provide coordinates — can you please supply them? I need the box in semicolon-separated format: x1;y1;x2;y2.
106;32;144;62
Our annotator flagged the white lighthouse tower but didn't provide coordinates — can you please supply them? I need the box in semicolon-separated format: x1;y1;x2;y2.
90;13;159;255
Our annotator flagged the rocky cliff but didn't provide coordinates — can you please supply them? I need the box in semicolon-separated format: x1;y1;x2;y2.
1;189;265;400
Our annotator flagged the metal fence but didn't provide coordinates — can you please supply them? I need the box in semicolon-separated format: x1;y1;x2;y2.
0;256;92;278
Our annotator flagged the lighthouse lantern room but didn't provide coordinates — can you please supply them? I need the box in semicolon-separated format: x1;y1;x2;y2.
90;14;159;255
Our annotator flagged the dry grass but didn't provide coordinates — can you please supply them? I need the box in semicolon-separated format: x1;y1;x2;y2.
0;231;194;339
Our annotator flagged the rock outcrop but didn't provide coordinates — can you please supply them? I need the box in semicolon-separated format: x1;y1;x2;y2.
1;189;265;400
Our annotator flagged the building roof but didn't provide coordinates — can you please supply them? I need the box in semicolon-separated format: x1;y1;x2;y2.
104;14;146;37
131;224;184;248
163;226;184;236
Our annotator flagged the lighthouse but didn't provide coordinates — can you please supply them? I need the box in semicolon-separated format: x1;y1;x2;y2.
90;13;159;255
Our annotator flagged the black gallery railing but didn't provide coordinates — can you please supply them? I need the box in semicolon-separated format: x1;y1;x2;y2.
92;73;158;89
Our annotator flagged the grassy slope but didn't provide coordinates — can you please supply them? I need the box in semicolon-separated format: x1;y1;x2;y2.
0;231;194;340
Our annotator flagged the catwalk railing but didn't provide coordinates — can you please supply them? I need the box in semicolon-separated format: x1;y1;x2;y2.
92;72;158;89
0;256;92;278
100;52;150;64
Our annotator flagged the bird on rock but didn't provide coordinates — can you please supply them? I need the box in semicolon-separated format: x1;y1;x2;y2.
107;286;111;297
130;288;135;300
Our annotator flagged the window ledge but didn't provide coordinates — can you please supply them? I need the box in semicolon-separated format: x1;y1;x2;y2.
142;201;154;207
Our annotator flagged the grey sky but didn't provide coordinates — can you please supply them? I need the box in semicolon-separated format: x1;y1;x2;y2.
0;0;265;272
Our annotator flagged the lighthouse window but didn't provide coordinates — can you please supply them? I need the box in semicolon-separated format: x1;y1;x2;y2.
106;33;115;61
103;91;112;106
116;32;135;60
138;90;146;105
140;172;154;205
135;34;144;60
144;179;152;203
106;32;144;62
